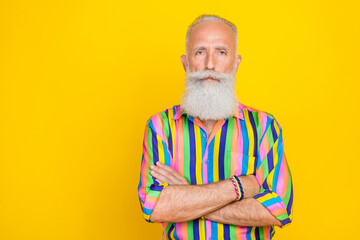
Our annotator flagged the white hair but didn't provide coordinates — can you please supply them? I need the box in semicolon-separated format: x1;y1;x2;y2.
180;61;238;121
185;14;238;55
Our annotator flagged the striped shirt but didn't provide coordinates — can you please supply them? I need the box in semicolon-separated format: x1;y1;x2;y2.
137;102;293;240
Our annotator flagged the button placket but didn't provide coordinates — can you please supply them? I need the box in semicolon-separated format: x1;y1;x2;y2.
201;129;209;164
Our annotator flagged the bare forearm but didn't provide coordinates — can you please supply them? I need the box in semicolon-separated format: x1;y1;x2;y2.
203;198;282;227
150;179;236;223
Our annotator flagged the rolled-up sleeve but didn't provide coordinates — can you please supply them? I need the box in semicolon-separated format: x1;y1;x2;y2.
253;117;293;227
137;123;170;223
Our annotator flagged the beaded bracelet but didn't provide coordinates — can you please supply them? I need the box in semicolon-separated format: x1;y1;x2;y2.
233;175;244;201
230;176;241;201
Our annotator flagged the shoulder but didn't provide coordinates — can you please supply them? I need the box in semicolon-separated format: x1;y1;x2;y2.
146;105;179;124
145;104;180;133
239;102;282;130
239;102;275;120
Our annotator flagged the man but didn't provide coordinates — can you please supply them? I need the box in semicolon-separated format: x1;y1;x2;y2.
137;14;293;240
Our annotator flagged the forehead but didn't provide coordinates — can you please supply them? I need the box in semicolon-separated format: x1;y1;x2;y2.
187;21;236;49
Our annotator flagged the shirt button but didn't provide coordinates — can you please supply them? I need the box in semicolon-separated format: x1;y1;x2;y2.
205;160;209;164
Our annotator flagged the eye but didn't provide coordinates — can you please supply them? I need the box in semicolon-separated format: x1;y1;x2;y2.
219;50;227;55
196;50;205;55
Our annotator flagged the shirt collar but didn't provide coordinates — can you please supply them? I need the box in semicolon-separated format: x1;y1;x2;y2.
172;102;244;120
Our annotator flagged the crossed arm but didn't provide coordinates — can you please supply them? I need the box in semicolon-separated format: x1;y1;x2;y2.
149;161;282;227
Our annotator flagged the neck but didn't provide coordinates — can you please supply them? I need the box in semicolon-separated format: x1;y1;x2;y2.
201;119;217;135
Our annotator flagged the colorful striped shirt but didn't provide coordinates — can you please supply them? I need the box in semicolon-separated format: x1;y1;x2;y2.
137;102;293;240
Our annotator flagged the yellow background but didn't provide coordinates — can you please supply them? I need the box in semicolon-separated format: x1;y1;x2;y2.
1;0;359;239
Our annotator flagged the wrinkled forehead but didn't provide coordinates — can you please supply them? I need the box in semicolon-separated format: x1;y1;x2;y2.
187;21;236;51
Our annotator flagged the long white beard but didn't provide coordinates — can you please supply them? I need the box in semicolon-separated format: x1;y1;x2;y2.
181;69;238;121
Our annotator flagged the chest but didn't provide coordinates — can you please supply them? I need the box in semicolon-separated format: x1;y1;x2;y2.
167;118;259;184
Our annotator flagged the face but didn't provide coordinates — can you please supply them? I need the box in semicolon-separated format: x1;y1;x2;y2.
181;20;242;78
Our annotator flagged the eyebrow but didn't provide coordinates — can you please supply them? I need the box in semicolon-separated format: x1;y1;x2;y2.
193;46;230;52
215;46;230;51
193;46;206;52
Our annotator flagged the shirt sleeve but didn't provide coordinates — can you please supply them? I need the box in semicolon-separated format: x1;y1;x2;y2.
137;122;170;223
253;117;294;227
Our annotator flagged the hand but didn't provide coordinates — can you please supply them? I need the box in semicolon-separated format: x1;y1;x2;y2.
203;175;260;221
238;175;260;198
150;161;190;185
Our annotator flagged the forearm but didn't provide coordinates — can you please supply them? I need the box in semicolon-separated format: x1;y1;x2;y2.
203;198;282;227
150;179;236;223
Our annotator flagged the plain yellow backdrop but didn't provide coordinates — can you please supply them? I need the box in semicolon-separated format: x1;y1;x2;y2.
1;0;359;239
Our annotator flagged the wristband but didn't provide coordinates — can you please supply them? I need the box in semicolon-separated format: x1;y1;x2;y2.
230;176;241;201
233;175;244;201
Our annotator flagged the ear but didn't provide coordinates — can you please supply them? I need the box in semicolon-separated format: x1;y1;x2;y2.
235;55;242;72
180;55;188;72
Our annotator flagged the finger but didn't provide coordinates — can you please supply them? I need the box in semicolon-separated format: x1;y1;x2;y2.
151;165;179;184
155;178;164;184
155;162;189;184
150;169;173;184
150;166;179;185
156;161;176;172
151;165;188;185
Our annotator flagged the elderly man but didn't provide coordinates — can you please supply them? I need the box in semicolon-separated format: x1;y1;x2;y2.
137;14;293;240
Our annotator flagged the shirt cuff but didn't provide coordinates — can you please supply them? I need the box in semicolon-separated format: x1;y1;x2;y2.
253;189;292;228
141;182;170;223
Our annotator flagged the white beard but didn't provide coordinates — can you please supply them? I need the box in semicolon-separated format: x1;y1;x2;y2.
180;69;238;121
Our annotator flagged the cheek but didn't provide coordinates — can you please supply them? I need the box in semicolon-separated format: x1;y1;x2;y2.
219;59;236;73
189;58;205;71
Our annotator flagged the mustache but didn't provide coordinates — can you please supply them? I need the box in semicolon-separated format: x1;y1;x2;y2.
186;70;234;82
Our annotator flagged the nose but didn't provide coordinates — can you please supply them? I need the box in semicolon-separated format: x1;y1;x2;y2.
205;52;215;70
